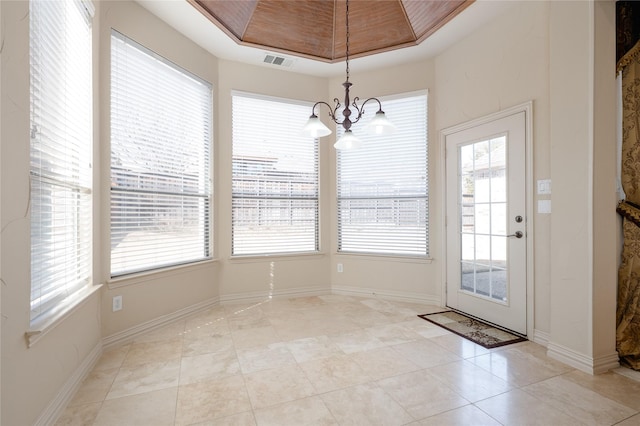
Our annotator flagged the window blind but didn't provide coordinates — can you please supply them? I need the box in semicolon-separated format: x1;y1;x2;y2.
29;0;94;323
110;31;212;277
337;92;428;256
232;93;319;256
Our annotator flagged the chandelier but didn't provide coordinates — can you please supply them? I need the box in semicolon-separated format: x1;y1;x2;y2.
302;0;395;149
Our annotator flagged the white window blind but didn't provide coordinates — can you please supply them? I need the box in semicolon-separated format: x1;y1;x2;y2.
232;93;319;256
110;31;212;277
337;92;428;256
29;0;94;323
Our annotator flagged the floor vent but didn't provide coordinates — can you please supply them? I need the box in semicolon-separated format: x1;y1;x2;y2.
263;54;294;68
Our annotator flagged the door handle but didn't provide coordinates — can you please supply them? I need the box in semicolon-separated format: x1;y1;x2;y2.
507;231;523;238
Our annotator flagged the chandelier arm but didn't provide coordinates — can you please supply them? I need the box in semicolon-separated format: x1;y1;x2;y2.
311;101;334;116
303;0;393;148
312;100;342;124
332;98;343;123
360;97;384;113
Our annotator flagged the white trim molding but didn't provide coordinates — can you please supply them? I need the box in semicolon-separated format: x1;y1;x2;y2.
331;285;441;306
439;101;535;339
26;284;103;348
547;342;620;374
220;286;329;305
35;342;102;426
103;287;330;348
532;329;550;347
592;353;622;375
102;296;219;349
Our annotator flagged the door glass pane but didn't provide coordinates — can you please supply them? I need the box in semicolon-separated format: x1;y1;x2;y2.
458;136;508;303
471;140;490;203
491;235;507;301
461;234;475;262
474;235;491;297
490;137;506;202
461;261;475;292
491;203;506;235
475;204;490;234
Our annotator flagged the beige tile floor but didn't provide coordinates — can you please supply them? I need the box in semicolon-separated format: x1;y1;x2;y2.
56;295;640;426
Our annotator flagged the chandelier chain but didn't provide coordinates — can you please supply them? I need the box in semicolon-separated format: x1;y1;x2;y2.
303;0;394;148
345;0;350;83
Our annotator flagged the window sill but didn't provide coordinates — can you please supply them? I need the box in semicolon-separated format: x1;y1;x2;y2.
334;252;434;264
26;283;102;348
229;252;327;263
107;258;219;289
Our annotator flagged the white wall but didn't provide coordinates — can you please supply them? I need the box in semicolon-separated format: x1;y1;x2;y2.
0;2;222;423
547;0;618;373
548;0;593;359
99;1;220;339
215;60;332;303
1;2;102;424
0;0;620;423
591;0;618;369
0;1;4;420
435;0;551;336
433;0;617;372
327;60;440;303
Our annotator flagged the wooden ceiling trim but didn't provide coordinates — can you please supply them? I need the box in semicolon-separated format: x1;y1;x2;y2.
190;0;258;40
410;0;475;44
244;1;336;60
398;0;418;41
187;0;476;62
333;0;416;58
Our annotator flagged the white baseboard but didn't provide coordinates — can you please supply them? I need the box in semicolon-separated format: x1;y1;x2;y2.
331;285;441;306
35;341;103;426
592;352;621;374
532;329;550;347
547;342;620;374
547;342;593;373
102;296;220;349
102;287;333;348
220;286;330;305
102;285;432;349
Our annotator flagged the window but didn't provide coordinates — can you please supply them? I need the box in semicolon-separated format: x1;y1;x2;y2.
337;92;428;256
232;93;319;255
29;0;94;323
110;31;212;277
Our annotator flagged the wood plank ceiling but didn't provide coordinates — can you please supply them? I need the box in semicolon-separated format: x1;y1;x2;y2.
187;0;475;62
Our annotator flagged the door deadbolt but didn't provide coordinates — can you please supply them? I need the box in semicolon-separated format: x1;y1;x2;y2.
515;215;523;223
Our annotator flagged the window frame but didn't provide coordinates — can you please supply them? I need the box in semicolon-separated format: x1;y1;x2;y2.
109;30;213;278
28;0;95;327
231;91;320;257
336;90;429;258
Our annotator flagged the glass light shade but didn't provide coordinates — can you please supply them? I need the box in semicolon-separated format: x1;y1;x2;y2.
302;115;332;138
367;111;396;135
334;130;362;150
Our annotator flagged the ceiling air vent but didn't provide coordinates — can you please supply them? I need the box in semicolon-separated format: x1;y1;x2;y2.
263;53;294;68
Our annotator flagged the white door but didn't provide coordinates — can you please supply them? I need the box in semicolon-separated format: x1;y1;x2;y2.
445;110;527;335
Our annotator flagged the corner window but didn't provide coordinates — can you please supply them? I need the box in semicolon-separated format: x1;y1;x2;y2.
337;92;429;257
29;0;94;323
231;93;319;256
110;31;212;277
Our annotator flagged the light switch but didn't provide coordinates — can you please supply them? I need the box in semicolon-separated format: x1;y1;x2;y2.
538;199;551;214
537;179;551;195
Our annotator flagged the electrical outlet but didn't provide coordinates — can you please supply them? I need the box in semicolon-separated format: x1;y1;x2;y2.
337;263;343;273
112;295;123;312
